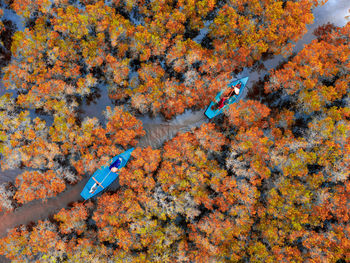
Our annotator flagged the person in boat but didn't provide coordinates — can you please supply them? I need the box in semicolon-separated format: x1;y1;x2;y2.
211;95;229;111
109;157;123;173
89;157;123;194
232;82;242;97
225;81;242;98
89;183;98;194
211;82;242;111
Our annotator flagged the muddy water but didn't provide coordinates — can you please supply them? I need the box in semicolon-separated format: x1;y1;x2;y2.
0;110;208;242
0;0;349;248
137;110;208;148
0;176;88;236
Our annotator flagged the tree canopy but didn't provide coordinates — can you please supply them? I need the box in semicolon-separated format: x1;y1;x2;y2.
1;1;349;262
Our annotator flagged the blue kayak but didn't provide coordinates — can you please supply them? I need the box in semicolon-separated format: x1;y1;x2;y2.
80;148;134;200
205;76;249;119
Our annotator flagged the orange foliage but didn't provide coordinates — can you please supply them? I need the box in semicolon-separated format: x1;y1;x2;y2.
159;129;227;213
14;170;66;204
226;100;271;129
194;123;226;151
11;0;51;18
265;22;350;113
189;176;258;262
104;106;145;147
0;227;30;261
2;2;350;263
54;203;89;235
0;221;65;261
92;190;143;247
119;147;160;194
209;0;317;69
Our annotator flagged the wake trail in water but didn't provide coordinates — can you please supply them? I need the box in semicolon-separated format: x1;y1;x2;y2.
0;0;348;242
0;109;208;238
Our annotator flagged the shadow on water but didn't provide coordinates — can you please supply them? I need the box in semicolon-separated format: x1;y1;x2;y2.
0;19;15;71
0;3;348;261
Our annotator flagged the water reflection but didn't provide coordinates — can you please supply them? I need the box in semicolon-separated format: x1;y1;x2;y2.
77;83;115;126
246;0;350;102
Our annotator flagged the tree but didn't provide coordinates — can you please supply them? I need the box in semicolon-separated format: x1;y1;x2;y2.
158;129;225;212
11;0;51;19
119;146;160;194
225;100;271;130
14;170;66;204
209;0;318;71
194;123;227;152
64;236;114;263
104;106;145;148
54;202;90;235
0;221;65;262
0;183;15;212
0;8;5;50
265;22;350;114
0;226;31;261
253;21;350;262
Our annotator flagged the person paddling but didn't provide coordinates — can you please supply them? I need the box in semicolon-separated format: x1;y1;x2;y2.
212;95;229;111
211;82;242;111
227;82;241;98
89;157;123;193
109;157;123;173
233;82;241;96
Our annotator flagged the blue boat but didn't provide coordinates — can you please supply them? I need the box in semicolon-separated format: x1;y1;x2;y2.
205;76;249;119
80;148;134;200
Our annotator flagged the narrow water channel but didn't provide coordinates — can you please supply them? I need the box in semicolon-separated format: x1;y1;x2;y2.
0;111;207;239
0;0;348;241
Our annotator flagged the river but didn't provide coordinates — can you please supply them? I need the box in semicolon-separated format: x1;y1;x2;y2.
0;1;349;261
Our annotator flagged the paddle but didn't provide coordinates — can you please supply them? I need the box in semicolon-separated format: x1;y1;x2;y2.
91;176;105;189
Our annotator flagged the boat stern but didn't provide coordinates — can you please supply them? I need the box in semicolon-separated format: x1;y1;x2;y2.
205;102;223;119
80;187;92;200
